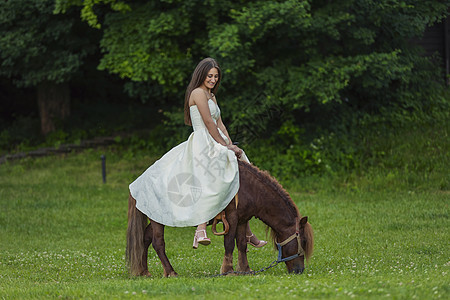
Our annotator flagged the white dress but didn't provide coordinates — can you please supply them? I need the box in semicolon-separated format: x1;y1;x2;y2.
129;99;249;227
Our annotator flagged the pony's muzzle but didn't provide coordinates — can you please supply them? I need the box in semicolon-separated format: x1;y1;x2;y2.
290;264;305;274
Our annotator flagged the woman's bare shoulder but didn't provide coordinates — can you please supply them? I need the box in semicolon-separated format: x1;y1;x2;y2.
191;88;207;97
189;88;208;105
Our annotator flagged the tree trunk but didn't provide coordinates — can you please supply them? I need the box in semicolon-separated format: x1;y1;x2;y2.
37;82;70;135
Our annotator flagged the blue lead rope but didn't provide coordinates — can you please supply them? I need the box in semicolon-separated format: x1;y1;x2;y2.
276;243;300;263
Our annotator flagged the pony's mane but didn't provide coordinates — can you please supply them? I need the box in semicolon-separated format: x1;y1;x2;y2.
239;160;313;261
239;160;299;217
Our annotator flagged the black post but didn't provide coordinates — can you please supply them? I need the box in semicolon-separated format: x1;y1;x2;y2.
101;155;106;184
445;15;449;85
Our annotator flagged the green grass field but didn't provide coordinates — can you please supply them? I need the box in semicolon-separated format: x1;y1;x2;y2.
1;126;449;299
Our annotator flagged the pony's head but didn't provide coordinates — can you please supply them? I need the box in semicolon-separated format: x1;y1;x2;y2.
238;160;314;274
271;216;314;274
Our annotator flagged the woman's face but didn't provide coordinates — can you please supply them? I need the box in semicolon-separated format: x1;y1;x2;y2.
202;67;219;91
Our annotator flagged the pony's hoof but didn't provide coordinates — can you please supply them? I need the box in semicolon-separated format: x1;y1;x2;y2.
236;265;251;273
141;270;152;277
220;265;234;275
164;270;178;278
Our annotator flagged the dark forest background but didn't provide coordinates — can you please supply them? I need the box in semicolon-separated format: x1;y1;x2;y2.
1;0;449;181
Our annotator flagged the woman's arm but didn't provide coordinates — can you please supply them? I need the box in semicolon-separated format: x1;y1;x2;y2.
217;117;243;158
216;117;232;144
190;89;228;146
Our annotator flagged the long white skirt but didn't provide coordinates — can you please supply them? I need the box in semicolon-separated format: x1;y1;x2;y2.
129;127;248;227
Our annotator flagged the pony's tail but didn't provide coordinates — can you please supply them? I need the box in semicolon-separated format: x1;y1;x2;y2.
126;194;147;276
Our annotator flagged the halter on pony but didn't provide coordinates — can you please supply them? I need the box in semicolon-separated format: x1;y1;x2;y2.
276;217;305;263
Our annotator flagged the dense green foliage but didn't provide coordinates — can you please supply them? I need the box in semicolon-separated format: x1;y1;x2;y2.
58;1;448;109
0;0;97;87
2;0;449;178
51;0;449;175
58;0;449;103
0;0;109;135
0;122;448;298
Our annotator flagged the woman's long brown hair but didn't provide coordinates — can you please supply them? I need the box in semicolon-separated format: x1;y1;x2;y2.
184;58;222;125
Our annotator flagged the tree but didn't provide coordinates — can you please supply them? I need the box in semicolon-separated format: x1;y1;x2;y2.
0;0;98;135
56;0;449;142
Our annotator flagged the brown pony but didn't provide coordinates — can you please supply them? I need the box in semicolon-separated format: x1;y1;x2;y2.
126;160;314;277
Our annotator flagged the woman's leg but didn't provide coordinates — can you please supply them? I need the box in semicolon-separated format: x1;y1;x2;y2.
246;222;267;248
197;223;207;231
193;222;211;249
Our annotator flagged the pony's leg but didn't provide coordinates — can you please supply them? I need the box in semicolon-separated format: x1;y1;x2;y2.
221;206;238;274
236;222;251;272
151;221;178;277
140;223;153;277
221;230;235;274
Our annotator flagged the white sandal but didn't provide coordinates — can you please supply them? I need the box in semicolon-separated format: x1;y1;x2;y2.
247;233;267;248
193;229;211;249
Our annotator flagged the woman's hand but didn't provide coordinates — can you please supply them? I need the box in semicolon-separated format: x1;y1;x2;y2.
226;144;243;159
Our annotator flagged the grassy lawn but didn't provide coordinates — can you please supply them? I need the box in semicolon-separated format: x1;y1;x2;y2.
0;145;448;299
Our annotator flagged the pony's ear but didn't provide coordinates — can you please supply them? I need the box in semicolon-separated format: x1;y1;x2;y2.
300;216;308;227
